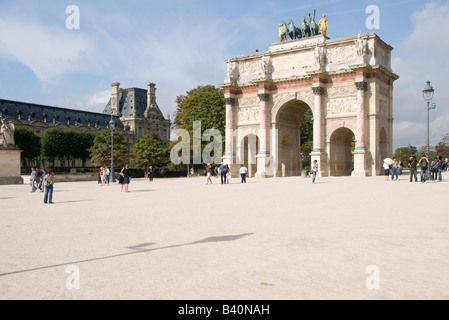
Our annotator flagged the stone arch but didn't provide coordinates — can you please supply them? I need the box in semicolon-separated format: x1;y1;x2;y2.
329;127;356;176
236;130;259;178
273;99;313;176
271;94;314;124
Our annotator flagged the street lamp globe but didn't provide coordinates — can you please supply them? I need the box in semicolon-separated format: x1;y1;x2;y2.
109;118;116;130
422;80;434;101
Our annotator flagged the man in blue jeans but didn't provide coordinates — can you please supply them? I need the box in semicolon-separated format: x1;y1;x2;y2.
391;157;399;181
419;155;429;183
438;156;444;181
219;163;228;184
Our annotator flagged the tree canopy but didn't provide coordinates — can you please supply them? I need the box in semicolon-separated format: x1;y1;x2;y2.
130;133;169;169
88;128;129;167
173;85;226;135
14;126;41;164
436;133;449;158
41;128;95;165
173;85;225;166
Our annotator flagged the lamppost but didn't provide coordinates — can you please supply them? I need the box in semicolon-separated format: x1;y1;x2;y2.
109;116;116;183
422;81;435;159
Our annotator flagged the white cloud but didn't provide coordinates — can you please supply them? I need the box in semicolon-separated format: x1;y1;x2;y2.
0;17;95;81
392;2;449;149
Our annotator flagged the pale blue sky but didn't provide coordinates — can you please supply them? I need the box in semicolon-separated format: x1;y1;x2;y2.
0;0;448;149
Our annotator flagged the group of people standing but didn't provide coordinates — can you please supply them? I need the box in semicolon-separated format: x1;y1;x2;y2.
98;166;111;186
407;156;445;183
383;156;446;183
29;167;55;203
205;163;248;185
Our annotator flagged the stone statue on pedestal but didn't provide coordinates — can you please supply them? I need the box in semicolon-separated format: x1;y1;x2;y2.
0;120;15;147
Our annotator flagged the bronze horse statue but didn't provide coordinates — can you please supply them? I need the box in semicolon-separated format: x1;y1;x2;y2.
278;21;289;42
287;19;301;40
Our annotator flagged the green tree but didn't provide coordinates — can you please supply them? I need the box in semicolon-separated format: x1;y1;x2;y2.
393;147;412;163
74;130;96;166
41;128;96;166
173;85;225;168
436;133;449;158
14;126;41;165
417;145;436;159
300;109;313;169
407;144;417;157
89;128;129;167
130;133;169;169
41;128;66;165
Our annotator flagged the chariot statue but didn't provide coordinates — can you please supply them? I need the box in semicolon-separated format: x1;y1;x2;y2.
278;9;327;42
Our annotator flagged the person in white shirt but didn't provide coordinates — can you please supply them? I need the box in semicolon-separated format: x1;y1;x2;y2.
240;165;248;183
312;160;318;183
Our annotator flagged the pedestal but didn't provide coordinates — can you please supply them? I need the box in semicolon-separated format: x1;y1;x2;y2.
352;148;370;177
0;146;23;185
255;154;271;178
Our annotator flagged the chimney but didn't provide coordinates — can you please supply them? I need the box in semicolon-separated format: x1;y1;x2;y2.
147;82;156;109
111;82;120;115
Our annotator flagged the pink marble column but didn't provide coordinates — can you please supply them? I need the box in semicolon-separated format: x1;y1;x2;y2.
312;86;324;152
355;81;368;150
257;93;270;155
224;98;235;156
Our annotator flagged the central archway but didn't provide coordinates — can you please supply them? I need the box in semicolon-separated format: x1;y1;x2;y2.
275;99;312;177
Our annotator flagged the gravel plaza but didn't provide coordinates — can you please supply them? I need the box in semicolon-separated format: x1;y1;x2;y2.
0;173;448;300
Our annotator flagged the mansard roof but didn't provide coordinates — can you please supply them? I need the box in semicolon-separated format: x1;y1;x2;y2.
103;87;166;120
0;99;124;128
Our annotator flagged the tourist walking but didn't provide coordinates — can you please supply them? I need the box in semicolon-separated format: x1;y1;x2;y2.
205;163;213;185
147;166;154;182
312;160;319;183
104;166;110;186
419;155;429;183
118;167;125;192
409;156;418;182
36;168;43;191
99;167;104;186
437;156;444;181
30;167;37;192
40;168;47;192
226;164;230;184
43;170;55;204
219;163;228;185
431;157;439;181
391;157;399;181
123;165;131;192
240;165;248;183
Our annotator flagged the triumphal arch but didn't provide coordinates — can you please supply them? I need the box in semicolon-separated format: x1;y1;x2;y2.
221;27;399;178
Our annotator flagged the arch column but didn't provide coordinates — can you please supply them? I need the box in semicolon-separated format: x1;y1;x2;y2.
223;97;236;175
310;86;328;177
352;81;370;176
256;92;270;178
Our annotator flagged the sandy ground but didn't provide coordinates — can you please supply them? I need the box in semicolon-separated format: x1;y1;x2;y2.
0;172;448;300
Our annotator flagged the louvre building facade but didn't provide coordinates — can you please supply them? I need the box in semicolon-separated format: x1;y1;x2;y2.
0;82;171;166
